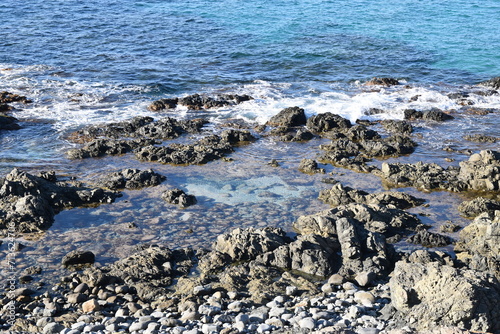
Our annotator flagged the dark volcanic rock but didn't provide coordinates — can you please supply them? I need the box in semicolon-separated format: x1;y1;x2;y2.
365;77;400;86
422;109;454;121
67;138;158;159
306;112;352;133
381;120;413;135
403;109;424;120
0;169;118;233
62;251;95;267
406;230;452;248
458;197;500;218
390;261;500;332
162;188;197;208
149;94;252;111
0;113;21;130
479;76;500;90
148;98;179;111
97;169;166;190
267;107;307;127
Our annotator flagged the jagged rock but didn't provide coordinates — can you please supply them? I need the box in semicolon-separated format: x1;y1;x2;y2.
345;124;380;141
406;230;453;248
319;183;424;209
455;211;500;278
267;107;307;127
162;188;197;208
381;120;413;135
97;169;166;190
422;109;454;121
479;76;500;90
0;91;32;104
458;150;500;191
148;98;179;111
255;234;341;277
458;197;500;218
365;77;400;86
298;159;325;174
0;169;118;232
211;227;290;263
67;138;158;159
464;134;498;143
220;129;255;144
306;112;352;133
390;261;500;332
62;251;95;266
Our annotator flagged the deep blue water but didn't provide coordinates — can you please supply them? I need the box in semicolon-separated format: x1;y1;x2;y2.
1;0;500;173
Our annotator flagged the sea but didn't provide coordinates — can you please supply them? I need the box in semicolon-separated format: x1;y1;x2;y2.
1;0;500;277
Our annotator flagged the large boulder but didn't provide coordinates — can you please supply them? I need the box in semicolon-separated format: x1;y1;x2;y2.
306;112;352;133
455;211;500;278
390;261;500;332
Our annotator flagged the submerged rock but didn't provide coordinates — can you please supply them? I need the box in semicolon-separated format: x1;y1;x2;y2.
298;159;325;174
0;91;32;104
0;169;118;233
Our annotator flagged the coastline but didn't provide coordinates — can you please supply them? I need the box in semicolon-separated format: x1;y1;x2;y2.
1;77;500;333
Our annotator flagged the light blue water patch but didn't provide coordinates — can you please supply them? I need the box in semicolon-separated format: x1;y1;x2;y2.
185;175;312;205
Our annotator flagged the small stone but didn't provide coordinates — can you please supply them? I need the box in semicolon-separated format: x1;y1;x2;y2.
62;250;95;266
286;285;298;296
227;301;243;312
354;291;376;307
355;272;376;287
67;293;87;304
198;304;221;316
201;323;220;334
43;323;65;334
321;283;335;294
257;323;272;333
342;282;358;291
328;274;345;285
235;313;249;324
298;317;316;330
74;282;89;294
82;298;100;313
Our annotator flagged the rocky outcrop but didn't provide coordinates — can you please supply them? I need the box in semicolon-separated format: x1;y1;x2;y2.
0;91;32;104
458;197;500;218
306;112;352;133
455;211;500;278
389;261;500;332
464;133;498;143
406;230;452;248
479;76;500;90
67;138;158;159
319;183;425;209
381;120;413;135
458;150;500;191
0;169;118;233
267;107;307;127
149;93;253;111
298;159;325;174
162;188;197;208
69;116;207;142
96;169;166;190
365;77;400;86
403;109;454;121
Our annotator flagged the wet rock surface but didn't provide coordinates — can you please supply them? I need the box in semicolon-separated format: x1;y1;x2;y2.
162;188;197;208
96;168;166;190
0;169;118;233
149;93;253;111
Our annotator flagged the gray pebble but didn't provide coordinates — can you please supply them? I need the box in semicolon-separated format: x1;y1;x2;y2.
298;317;316;330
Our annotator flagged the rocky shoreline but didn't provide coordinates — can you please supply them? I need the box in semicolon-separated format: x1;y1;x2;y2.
1;78;500;334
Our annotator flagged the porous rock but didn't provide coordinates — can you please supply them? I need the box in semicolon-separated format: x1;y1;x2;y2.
97;168;166;190
267;106;307;127
458;197;500;218
162;188;197;208
390;261;500;332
